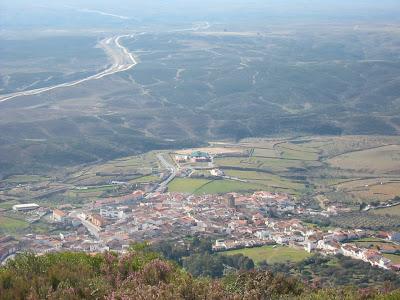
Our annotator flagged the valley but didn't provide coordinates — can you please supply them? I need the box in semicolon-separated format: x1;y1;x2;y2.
1;24;400;178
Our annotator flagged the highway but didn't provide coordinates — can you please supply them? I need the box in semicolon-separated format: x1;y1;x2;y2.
156;153;177;192
0;34;139;103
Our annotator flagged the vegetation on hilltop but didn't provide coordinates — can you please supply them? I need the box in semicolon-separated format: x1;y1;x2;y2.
1;245;400;299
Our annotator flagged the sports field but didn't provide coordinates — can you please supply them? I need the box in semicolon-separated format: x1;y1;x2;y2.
223;245;311;264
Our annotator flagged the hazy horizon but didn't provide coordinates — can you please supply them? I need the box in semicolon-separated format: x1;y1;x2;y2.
1;0;400;31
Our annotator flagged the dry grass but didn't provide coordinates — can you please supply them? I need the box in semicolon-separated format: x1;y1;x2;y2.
328;145;400;174
371;204;400;216
336;179;400;202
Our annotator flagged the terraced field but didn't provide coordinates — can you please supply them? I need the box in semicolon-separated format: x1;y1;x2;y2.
1;135;399;209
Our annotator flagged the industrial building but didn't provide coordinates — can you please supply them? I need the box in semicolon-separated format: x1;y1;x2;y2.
12;203;39;211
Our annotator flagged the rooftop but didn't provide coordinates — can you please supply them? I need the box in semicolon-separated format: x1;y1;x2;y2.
190;151;210;158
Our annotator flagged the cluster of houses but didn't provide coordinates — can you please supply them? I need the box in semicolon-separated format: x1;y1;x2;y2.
2;189;400;273
2;190;298;260
313;231;400;270
214;215;400;271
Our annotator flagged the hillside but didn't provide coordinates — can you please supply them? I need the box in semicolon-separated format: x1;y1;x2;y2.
1;24;400;177
1;245;400;300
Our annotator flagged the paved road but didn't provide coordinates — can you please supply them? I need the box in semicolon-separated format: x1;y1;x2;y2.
0;34;139;103
69;210;101;239
156;153;177;192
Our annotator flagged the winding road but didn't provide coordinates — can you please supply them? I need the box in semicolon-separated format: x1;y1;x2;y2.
0;22;212;103
0;34;139;103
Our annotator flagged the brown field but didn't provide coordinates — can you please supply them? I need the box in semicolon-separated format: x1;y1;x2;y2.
335;179;400;202
371;204;400;216
328;145;400;174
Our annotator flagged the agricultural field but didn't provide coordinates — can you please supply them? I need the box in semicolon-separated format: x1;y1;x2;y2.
371;204;400;217
215;156;308;173
210;136;400;204
275;143;320;161
157;135;400;200
335;177;400;202
328;145;400;174
0;135;399;208
335;179;400;202
223;170;305;195
330;212;400;230
223;245;312;264
0;200;20;210
0;216;29;234
64;151;161;186
4;175;51;184
175;147;243;156
347;238;400;252
194;180;262;195
168;178;212;194
65;185;117;199
168;178;262;194
383;254;400;264
128;175;160;184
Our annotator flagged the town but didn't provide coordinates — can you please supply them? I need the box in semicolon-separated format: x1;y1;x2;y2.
1;187;400;273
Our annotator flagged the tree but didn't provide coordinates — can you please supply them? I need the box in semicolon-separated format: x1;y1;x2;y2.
182;253;224;278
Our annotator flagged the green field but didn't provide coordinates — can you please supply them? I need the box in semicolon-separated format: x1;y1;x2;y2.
168;178;263;194
65;151;160;186
129;175;160;184
215;156;307;172
223;245;312;264
223;170;305;193
0;200;20;210
276;143;320;161
0;216;29;233
74;185;115;193
348;238;400;251
2;136;400;208
168;178;212;194
195;180;262;194
383;253;400;264
65;185;117;199
4;175;50;184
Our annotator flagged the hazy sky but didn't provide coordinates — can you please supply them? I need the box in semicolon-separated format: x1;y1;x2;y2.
1;0;400;30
